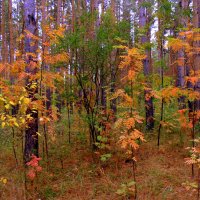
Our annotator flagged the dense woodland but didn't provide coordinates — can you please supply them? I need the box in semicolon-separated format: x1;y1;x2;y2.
0;0;200;199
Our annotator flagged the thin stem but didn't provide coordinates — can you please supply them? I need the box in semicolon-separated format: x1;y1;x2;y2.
192;102;195;177
158;98;164;147
12;127;18;166
198;168;200;200
43;124;49;170
132;156;137;200
67;104;71;144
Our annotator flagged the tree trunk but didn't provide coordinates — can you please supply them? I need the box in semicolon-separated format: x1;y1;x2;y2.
101;0;105;15
177;0;189;109
57;0;61;27
157;0;164;146
90;0;98;39
110;0;117;116
139;0;154;130
1;0;8;76
193;0;200;83
187;0;200;112
71;0;75;33
8;0;14;64
24;0;39;163
111;0;115;16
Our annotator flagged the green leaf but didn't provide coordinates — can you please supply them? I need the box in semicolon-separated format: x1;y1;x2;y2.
127;181;136;187
97;135;102;141
100;153;112;162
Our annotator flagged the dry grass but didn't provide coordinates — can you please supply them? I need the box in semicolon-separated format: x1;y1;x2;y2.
0;133;198;200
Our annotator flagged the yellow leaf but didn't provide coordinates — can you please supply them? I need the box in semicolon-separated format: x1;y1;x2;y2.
2;122;6;128
14;122;19;127
9;101;15;106
2;178;7;184
23;98;30;105
20;96;24;101
1;115;6;121
21;118;25;124
5;104;10;109
36;132;42;136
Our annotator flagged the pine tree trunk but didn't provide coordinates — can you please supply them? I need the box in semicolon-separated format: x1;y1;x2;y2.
110;0;117;116
1;0;8;76
193;0;200;90
177;0;189;109
188;0;200;112
8;0;14;64
57;0;61;27
139;1;154;130
24;0;39;163
101;0;105;14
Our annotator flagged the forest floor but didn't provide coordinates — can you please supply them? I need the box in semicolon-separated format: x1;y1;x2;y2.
0;131;198;200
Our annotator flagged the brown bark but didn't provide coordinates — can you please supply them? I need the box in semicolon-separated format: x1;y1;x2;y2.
57;0;62;27
111;0;115;15
1;0;8;65
157;0;164;146
110;0;118;116
193;0;200;29
176;0;189;109
193;0;200;72
71;0;75;33
42;0;47;54
139;0;154;130
8;0;14;64
90;0;97;39
190;0;200;111
101;0;105;15
24;0;39;163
